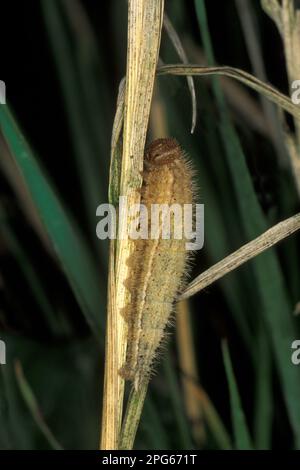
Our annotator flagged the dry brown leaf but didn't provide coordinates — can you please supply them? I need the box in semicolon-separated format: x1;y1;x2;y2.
181;212;300;300
101;0;164;450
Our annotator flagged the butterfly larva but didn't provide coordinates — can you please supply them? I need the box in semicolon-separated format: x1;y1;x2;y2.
119;138;195;390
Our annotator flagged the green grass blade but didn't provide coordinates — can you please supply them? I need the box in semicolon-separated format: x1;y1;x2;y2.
0;211;61;336
139;396;170;450
0;371;12;449
222;341;253;450
195;0;300;446
14;361;63;450
162;83;254;353
163;354;194;449
0;105;104;337
60;0;112;164
200;389;232;450
254;320;273;449
41;0;107;235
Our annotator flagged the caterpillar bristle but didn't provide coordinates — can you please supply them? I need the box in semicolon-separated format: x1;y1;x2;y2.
119;138;198;391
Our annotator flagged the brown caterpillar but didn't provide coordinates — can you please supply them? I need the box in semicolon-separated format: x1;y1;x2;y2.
119;138;195;390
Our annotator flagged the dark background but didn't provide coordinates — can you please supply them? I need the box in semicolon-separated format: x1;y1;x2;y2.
0;0;299;450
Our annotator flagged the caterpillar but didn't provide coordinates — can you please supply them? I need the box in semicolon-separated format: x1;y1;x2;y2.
119;138;195;391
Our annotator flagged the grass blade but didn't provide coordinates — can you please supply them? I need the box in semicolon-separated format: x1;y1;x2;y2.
254;321;273;449
0;210;61;335
0;105;104;337
163;354;194;449
222;341;253;450
181;212;300;299
101;0;165;449
194;0;300;447
158;64;300;121
41;0;108;238
14;361;63;450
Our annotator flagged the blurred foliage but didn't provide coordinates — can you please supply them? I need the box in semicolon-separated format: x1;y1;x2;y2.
0;0;299;450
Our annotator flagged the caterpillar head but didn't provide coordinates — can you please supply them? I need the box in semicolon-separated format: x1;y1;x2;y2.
145;138;181;166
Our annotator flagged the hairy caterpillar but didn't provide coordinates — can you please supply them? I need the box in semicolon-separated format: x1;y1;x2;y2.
119;138;195;390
